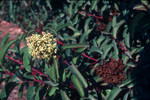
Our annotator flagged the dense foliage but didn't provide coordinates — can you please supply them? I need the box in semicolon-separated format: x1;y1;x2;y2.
0;0;150;100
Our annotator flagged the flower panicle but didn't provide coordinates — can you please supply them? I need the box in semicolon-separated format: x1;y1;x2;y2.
26;32;57;60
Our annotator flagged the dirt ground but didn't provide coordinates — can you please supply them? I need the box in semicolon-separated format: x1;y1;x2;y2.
0;19;27;100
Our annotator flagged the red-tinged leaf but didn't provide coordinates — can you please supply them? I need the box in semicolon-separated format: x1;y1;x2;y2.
62;43;89;50
133;4;147;11
54;59;60;80
141;0;149;7
69;64;88;88
60;90;70;100
71;75;85;97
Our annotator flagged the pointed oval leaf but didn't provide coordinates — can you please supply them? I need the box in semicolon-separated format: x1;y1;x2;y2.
102;44;112;59
60;90;70;100
54;59;60;80
50;65;56;82
23;49;31;72
43;81;58;87
89;46;103;54
48;87;57;96
112;40;118;55
0;39;18;65
107;86;122;100
71;75;85;97
69;64;88;88
62;43;89;50
56;23;70;32
27;86;36;100
1;33;10;48
91;0;98;10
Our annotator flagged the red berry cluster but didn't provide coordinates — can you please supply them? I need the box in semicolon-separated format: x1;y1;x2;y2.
96;58;126;85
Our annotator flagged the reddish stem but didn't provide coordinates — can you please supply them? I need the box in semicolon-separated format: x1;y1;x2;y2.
78;11;103;19
62;59;71;66
4;55;47;84
5;55;23;65
110;35;127;52
56;39;98;62
32;68;47;77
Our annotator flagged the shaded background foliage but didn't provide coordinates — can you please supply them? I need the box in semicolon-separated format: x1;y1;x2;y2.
0;0;150;100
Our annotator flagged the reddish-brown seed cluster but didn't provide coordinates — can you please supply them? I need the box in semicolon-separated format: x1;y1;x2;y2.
96;58;126;85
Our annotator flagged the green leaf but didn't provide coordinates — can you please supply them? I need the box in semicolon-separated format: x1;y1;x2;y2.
73;32;81;37
102;44;112;59
112;27;118;39
113;19;125;39
80;29;93;43
35;86;42;100
62;70;66;82
43;81;58;87
69;3;73;17
63;35;76;41
50;64;56;82
88;94;97;100
18;84;24;98
9;0;15;21
69;63;88;88
62;43;89;50
119;78;136;88
73;56;78;64
114;3;119;11
123;92;129;100
71;75;85;97
116;20;125;27
60;90;70;100
97;35;105;46
76;47;87;53
73;4;78;14
107;86;122;100
48;87;57;96
46;0;52;10
89;46;103;54
20;46;28;56
133;4;147;11
54;59;60;80
141;0;149;7
123;28;130;48
67;26;76;31
23;48;31;72
73;15;79;25
45;64;51;77
101;89;111;99
0;33;10;48
112;16;117;28
112;40;118;55
23;74;34;80
84;18;92;32
91;0;98;10
0;82;18;100
56;23;70;32
0;39;18;65
93;76;103;83
106;22;112;32
27;86;36;100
